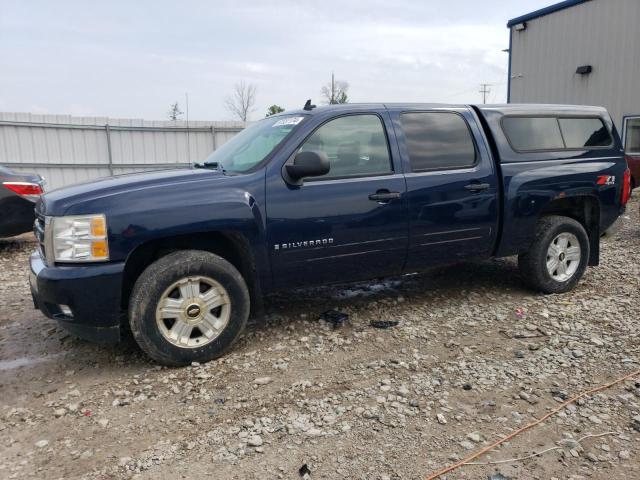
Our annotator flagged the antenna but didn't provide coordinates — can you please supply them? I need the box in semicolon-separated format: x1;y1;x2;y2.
303;99;316;111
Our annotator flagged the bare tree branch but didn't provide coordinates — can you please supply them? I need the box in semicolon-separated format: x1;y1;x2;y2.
320;73;349;104
224;81;257;121
168;102;183;121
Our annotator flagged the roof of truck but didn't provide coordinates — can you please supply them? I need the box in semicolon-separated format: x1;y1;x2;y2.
476;103;609;116
281;103;609;117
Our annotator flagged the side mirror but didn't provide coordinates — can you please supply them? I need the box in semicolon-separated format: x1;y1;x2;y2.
285;151;330;184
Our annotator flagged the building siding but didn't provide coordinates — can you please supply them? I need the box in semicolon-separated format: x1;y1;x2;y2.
509;0;640;134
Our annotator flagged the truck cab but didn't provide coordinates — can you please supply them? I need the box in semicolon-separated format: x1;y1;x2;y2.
30;103;630;365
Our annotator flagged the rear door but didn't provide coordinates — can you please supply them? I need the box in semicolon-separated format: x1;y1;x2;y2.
390;107;499;270
266;110;408;288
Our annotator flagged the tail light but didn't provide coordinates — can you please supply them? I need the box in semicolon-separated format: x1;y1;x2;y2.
621;168;631;206
2;181;43;202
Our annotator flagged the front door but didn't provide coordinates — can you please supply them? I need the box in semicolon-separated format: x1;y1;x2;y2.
266;112;408;288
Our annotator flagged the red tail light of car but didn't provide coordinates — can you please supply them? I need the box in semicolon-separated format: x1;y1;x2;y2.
621;168;631;206
2;181;43;202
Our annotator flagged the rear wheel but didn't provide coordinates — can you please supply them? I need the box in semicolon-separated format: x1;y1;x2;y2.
518;215;590;294
129;250;249;366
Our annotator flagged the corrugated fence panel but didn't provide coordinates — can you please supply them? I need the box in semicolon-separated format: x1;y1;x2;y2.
0;112;245;190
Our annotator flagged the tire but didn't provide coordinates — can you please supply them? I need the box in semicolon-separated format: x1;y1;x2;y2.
129;250;250;366
518;215;590;294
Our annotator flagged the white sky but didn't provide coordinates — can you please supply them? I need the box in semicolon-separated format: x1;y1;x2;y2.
0;0;554;121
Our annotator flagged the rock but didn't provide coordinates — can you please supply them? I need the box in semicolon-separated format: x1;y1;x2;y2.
118;457;132;467
53;408;66;418
590;337;604;347
572;349;584;358
35;440;49;448
559;438;579;449
97;418;109;428
254;377;272;385
459;440;475;450
519;391;537;404
436;413;447;425
247;435;263;447
80;449;93;459
619;450;631;460
466;432;481;443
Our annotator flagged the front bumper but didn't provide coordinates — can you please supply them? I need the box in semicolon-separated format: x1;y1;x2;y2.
29;250;125;343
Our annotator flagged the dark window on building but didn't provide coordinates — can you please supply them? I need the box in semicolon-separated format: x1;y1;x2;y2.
558;118;611;148
400;112;476;171
502;117;564;151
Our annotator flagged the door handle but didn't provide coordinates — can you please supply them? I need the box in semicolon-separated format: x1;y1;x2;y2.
464;183;491;192
368;190;401;202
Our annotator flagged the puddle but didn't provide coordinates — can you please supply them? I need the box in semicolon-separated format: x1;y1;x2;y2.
0;353;65;371
332;279;404;299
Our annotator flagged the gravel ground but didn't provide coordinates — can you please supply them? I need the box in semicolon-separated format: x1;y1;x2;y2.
1;197;639;480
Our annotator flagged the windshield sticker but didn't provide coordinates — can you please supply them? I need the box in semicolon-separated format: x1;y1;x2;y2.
272;117;304;127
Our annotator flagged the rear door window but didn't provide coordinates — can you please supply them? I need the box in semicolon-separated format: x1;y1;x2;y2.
400;112;476;171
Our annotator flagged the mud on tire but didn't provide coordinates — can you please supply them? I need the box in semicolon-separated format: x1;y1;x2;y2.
518;215;590;294
128;250;250;366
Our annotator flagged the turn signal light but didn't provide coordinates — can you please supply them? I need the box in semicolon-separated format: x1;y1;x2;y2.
91;216;107;237
91;240;109;258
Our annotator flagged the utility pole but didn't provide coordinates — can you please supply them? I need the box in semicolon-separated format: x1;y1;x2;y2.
479;83;492;104
331;72;336;104
185;92;191;167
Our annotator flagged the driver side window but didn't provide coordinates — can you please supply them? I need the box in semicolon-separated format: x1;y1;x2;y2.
299;114;392;180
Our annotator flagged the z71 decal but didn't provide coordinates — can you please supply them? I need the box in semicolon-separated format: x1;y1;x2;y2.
597;175;616;186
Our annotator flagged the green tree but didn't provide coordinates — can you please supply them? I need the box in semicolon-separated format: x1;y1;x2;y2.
265;105;285;117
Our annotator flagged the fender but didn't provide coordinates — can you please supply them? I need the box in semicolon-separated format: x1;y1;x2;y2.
496;159;615;259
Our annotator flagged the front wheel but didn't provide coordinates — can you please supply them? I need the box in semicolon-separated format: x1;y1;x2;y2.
129;250;250;366
518;215;590;294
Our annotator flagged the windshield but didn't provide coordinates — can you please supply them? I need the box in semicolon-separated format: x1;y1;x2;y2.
204;114;307;173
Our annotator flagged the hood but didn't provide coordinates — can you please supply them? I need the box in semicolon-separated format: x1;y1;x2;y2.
38;168;223;216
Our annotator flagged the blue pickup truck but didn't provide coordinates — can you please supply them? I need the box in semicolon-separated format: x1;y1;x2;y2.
30;103;631;365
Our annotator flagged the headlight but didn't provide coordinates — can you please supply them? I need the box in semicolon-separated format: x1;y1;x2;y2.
46;214;109;262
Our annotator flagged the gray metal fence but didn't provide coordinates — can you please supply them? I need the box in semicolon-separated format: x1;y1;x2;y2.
0;112;245;190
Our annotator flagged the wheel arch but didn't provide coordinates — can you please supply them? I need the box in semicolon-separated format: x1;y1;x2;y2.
121;231;262;318
537;194;601;266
